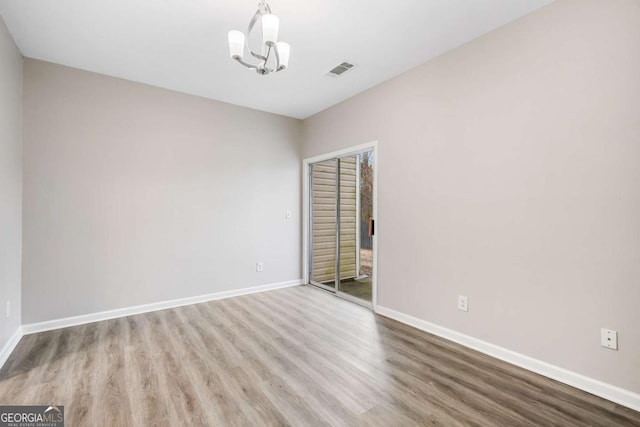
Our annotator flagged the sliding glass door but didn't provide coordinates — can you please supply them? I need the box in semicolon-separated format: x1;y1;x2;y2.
309;158;338;290
309;151;374;305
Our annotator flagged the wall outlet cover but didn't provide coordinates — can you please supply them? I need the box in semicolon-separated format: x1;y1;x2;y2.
601;328;618;350
457;295;468;312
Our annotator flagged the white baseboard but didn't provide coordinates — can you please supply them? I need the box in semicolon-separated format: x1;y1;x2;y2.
0;327;24;370
21;279;303;335
374;305;640;413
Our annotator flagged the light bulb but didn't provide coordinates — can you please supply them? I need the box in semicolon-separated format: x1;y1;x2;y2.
277;42;290;69
228;30;245;59
261;14;279;45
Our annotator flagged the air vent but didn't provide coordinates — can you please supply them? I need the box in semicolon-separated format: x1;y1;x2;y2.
327;62;356;77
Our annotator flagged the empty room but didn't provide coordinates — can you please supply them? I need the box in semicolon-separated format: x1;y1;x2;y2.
1;0;639;425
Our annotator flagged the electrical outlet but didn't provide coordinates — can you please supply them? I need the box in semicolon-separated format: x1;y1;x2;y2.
457;295;468;312
5;300;10;318
256;261;264;272
601;328;618;350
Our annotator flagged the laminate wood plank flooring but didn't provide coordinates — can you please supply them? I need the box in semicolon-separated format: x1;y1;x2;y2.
1;285;639;426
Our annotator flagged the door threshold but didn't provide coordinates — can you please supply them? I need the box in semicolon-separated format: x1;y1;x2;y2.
306;283;373;310
336;291;373;309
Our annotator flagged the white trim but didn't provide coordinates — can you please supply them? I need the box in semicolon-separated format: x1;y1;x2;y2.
355;154;361;276
375;305;640;412
21;279;303;335
371;145;378;308
304;141;378;165
302;158;310;284
0;327;23;370
302;140;379;309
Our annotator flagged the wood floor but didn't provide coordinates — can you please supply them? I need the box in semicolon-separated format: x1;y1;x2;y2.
339;278;372;302
1;285;638;426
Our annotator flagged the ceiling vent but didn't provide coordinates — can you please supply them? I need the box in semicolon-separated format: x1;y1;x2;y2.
327;62;356;77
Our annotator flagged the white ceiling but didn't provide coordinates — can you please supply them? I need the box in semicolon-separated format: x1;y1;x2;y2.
0;0;552;119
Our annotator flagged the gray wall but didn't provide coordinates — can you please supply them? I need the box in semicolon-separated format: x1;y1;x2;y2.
23;59;302;323
0;16;22;351
303;0;640;393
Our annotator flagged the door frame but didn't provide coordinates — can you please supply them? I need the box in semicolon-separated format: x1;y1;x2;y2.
302;141;378;309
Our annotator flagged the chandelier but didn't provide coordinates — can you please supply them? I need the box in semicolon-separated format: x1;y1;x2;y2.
228;0;291;75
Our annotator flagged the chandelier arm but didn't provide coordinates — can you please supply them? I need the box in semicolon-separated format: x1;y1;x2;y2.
258;0;271;14
264;47;276;73
247;9;267;62
273;43;282;71
233;56;259;70
265;44;272;65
